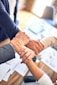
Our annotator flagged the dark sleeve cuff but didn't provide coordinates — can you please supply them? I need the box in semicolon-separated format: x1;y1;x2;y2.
0;44;15;64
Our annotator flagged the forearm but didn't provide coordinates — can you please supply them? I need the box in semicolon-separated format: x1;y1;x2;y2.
41;36;57;49
26;60;53;85
26;60;43;80
10;38;24;54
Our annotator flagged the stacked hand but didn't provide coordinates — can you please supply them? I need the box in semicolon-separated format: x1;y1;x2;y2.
19;46;35;64
10;37;35;63
15;31;44;55
10;31;44;63
15;31;30;45
26;40;44;55
10;37;24;53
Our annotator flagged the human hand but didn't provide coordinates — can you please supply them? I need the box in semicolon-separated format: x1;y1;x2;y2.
26;40;44;55
19;46;35;64
10;37;24;53
15;31;30;45
10;37;35;64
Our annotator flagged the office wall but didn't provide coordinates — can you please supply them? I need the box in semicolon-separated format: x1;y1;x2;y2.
32;0;54;17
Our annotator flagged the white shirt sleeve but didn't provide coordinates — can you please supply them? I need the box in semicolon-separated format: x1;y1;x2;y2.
37;74;54;85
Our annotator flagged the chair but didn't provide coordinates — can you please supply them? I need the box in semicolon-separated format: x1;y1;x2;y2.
41;6;55;26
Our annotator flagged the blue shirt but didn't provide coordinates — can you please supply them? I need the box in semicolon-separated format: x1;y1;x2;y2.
0;0;19;42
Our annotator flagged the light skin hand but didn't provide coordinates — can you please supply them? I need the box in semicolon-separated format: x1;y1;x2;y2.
15;31;30;45
19;46;35;64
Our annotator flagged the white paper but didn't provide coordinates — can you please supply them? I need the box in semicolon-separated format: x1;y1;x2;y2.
15;62;28;76
40;47;57;72
14;53;28;76
0;52;28;81
24;29;39;40
6;53;21;74
24;19;57;40
6;52;28;76
0;63;10;81
3;71;11;81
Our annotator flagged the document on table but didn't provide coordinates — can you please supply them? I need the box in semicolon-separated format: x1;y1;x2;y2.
40;47;57;72
0;52;28;81
15;62;28;76
24;18;57;40
8;52;28;76
3;71;11;81
15;53;28;76
0;63;10;81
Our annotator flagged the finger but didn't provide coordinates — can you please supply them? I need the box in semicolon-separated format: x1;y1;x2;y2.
11;39;19;49
22;51;31;62
22;58;30;64
19;48;28;58
33;41;44;54
38;42;44;50
21;53;31;63
22;51;35;64
11;38;23;53
36;41;44;50
22;49;35;63
28;53;35;60
35;41;42;51
27;40;40;55
30;43;39;55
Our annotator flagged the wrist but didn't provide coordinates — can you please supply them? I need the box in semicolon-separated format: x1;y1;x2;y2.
10;38;24;53
16;31;30;45
10;43;16;52
26;59;32;65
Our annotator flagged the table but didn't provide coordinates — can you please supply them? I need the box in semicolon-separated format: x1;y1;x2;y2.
38;61;57;84
0;10;57;85
0;72;23;85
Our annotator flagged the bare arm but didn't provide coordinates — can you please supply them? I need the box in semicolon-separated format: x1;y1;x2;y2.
26;59;43;80
10;37;53;85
